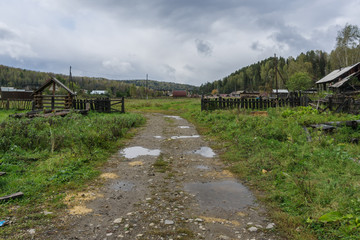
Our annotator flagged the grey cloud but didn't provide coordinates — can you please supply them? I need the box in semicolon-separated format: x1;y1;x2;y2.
195;39;212;56
0;26;17;40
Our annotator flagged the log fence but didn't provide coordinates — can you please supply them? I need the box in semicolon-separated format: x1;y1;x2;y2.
72;97;125;113
201;96;310;111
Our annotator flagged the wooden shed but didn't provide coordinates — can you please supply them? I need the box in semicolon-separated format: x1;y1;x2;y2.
32;77;76;110
172;90;187;98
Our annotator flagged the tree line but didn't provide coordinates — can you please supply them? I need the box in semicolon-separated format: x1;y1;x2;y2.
200;24;360;94
0;66;199;98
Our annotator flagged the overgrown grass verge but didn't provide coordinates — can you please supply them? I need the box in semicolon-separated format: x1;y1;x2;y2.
0;111;145;239
185;106;360;239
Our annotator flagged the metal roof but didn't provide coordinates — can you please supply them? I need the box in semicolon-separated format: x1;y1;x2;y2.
316;62;360;84
1;87;26;92
330;70;360;88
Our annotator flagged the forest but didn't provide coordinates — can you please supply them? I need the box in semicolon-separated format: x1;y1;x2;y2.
0;66;198;98
199;24;360;95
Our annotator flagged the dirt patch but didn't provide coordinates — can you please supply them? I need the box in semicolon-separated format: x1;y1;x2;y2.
38;113;282;240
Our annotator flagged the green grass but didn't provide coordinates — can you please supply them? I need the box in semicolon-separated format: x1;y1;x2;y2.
0;110;145;238
126;98;360;239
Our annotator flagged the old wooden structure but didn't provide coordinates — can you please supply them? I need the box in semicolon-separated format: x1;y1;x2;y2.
73;97;125;113
32;77;76;110
201;95;310;111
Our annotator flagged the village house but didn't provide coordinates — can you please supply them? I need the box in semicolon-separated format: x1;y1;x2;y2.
0;86;33;100
316;62;360;92
172;90;187;98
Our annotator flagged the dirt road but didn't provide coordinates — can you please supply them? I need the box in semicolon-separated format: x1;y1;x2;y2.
43;113;281;240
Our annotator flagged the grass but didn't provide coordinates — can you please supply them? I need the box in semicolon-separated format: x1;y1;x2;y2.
0;110;145;239
2;98;360;239
126;98;360;239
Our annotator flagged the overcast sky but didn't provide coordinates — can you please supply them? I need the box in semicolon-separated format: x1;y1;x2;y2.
0;0;359;86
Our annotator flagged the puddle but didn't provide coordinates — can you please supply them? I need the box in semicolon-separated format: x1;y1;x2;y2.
164;115;183;120
184;180;255;211
110;181;135;191
179;126;190;129
196;165;210;170
119;146;161;159
171;135;200;140
193;147;216;158
154;136;164;139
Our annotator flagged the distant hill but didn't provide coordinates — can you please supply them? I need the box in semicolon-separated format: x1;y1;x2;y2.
121;79;198;91
0;65;199;97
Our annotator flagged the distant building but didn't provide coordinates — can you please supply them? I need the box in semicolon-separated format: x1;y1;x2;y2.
172;90;187;98
0;86;33;100
316;62;360;91
271;89;289;98
90;90;107;95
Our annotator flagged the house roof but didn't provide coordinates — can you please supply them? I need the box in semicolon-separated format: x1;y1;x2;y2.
272;89;289;93
1;87;27;92
33;77;75;95
330;70;360;88
316;62;360;84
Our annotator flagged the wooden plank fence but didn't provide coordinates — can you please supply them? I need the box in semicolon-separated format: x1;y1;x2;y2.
201;96;310;111
0;99;33;110
73;97;125;113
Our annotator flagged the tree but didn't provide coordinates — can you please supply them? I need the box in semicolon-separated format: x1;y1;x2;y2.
286;72;313;91
335;23;360;67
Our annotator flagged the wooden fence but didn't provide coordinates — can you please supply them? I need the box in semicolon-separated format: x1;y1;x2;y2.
0;99;33;110
73;97;125;113
201;96;310;111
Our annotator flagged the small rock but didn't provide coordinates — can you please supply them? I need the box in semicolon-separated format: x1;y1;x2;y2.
149;223;155;227
164;220;174;225
118;234;124;238
195;218;203;222
248;227;258;232
43;210;53;215
218;235;230;240
28;229;36;234
266;223;275;229
146;198;152;201
113;218;123;224
136;234;143;238
106;233;113;236
124;224;129;228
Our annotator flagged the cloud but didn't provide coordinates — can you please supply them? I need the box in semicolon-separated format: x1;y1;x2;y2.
102;58;134;73
195;39;212;56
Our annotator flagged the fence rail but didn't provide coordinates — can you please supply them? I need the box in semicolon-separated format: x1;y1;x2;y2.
201;96;310;111
73;97;125;113
0;99;33;110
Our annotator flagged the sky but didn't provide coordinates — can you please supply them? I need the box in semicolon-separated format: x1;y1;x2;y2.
0;0;359;86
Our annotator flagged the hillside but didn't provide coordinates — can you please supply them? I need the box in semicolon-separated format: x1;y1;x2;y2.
0;65;199;97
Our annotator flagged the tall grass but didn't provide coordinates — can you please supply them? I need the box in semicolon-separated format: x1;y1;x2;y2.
0;111;144;238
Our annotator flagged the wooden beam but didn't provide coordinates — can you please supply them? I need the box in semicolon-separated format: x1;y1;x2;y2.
0;192;24;201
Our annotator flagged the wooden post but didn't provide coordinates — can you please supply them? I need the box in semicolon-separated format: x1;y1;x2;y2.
121;97;125;113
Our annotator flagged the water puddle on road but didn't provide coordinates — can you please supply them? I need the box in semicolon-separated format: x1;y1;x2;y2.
164;115;183;120
119;146;161;159
110;181;135;192
179;126;190;129
193;147;216;158
154;136;164;139
195;165;210;170
184;180;255;211
171;135;200;140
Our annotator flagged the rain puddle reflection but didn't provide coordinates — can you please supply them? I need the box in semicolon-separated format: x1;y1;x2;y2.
119;146;161;159
193;147;216;158
164;115;183;120
171;135;200;140
179;126;190;129
110;181;135;191
184;180;255;210
154;136;164;139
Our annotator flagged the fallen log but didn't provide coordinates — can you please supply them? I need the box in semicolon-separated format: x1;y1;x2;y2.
0;172;5;176
0;192;24;201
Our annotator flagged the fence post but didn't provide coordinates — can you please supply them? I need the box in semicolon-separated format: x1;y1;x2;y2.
122;96;125;113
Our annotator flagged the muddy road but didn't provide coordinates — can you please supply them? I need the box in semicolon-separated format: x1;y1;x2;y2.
42;113;281;240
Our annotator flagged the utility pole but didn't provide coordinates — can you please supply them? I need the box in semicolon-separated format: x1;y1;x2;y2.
146;74;148;100
274;54;278;98
69;66;73;92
